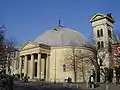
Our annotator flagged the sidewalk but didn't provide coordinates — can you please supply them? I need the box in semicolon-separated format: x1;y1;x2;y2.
95;83;120;90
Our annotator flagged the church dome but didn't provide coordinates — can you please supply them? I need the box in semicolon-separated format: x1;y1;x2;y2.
34;26;91;47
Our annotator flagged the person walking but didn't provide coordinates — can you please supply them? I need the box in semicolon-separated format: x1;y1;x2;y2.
89;75;95;88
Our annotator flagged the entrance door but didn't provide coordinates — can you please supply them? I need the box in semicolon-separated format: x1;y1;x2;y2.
34;62;37;77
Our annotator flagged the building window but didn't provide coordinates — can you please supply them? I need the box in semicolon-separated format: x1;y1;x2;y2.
97;41;104;49
108;29;112;38
101;41;104;48
97;29;103;37
63;64;66;72
97;42;100;49
97;30;100;37
100;29;103;37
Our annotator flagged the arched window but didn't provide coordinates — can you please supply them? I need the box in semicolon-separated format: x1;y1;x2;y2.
100;29;103;36
101;41;104;48
97;30;100;37
97;42;100;49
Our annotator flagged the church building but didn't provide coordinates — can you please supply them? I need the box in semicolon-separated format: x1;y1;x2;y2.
9;13;118;83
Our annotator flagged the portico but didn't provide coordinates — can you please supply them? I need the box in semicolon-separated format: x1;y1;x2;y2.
19;41;50;81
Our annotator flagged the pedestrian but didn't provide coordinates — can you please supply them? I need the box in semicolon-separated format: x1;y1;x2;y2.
116;74;120;84
89;75;91;88
24;74;28;83
67;77;72;83
89;75;95;88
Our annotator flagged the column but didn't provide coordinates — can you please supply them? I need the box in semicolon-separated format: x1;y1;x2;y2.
19;56;22;79
37;53;41;79
46;54;50;81
30;54;34;79
24;55;28;76
41;58;45;79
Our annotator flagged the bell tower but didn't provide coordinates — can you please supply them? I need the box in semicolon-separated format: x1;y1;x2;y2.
90;13;115;68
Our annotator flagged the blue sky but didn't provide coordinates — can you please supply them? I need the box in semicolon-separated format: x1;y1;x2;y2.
0;0;120;46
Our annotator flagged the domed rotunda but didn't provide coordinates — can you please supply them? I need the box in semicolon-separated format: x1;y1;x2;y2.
35;26;91;47
19;25;94;82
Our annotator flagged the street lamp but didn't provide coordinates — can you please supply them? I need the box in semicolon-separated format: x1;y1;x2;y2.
54;48;56;84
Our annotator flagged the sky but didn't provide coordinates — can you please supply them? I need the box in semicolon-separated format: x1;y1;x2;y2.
0;0;120;46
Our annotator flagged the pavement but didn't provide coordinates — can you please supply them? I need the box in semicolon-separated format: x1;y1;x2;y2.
13;81;120;90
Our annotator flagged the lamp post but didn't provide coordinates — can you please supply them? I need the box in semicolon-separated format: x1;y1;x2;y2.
54;47;56;84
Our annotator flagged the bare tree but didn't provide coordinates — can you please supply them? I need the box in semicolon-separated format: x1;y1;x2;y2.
0;26;7;73
0;26;17;74
64;44;94;82
84;34;116;83
5;38;17;75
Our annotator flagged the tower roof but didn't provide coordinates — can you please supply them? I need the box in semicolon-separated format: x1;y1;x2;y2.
90;13;115;23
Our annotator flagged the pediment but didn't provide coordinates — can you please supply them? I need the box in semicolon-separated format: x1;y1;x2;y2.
90;13;115;23
19;41;39;51
90;13;105;22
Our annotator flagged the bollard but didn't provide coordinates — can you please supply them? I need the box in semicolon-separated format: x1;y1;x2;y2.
76;84;79;88
91;84;94;89
69;83;72;88
106;84;108;90
86;82;88;88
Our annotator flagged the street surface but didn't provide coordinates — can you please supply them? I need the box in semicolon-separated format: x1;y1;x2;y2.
13;81;120;90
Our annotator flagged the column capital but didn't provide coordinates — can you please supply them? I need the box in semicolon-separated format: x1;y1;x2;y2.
38;52;41;54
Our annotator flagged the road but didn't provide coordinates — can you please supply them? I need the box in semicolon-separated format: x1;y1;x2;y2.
13;81;120;90
13;81;90;90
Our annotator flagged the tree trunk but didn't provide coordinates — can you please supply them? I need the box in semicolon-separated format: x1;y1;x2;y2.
74;69;77;83
81;59;85;82
73;57;77;82
73;48;77;83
